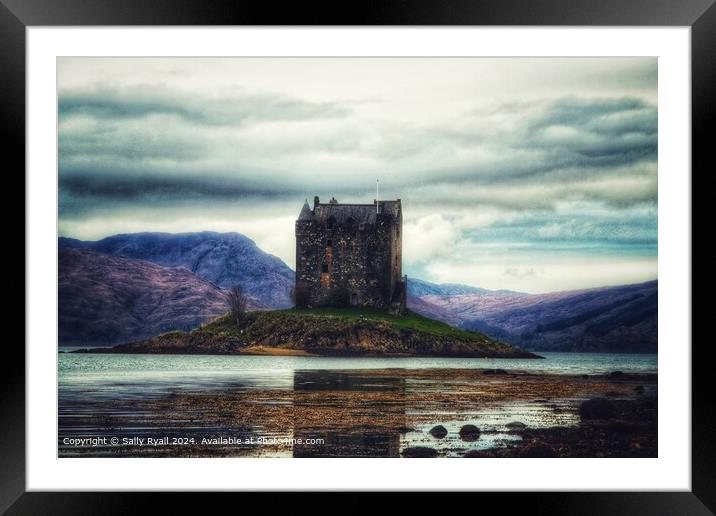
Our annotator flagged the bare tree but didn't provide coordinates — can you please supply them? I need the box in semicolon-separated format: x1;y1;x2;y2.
226;283;248;326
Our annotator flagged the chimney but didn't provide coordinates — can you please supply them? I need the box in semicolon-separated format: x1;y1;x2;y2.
313;196;320;209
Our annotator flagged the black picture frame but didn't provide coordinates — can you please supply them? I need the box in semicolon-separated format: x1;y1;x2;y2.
4;0;710;512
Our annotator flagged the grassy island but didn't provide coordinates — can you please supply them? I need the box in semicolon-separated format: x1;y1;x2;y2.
78;308;541;358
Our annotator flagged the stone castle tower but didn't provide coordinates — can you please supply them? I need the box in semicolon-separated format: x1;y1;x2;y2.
295;196;406;315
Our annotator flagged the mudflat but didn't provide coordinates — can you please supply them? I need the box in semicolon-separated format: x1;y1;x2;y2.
58;368;657;458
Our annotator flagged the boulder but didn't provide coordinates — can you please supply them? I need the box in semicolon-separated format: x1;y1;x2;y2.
402;446;438;458
579;397;617;420
518;443;558;458
429;425;448;439
459;424;481;441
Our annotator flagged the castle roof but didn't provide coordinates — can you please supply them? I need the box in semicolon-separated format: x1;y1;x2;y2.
298;200;313;221
313;200;400;224
297;196;401;224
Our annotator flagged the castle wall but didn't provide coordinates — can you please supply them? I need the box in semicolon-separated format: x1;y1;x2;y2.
295;201;402;311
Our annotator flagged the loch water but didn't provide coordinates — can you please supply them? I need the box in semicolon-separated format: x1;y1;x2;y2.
58;352;657;458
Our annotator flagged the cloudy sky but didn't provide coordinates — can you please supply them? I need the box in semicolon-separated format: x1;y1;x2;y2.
58;57;657;293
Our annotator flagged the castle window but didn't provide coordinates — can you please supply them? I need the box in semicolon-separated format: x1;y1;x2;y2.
322;263;329;273
326;239;332;248
327;216;336;229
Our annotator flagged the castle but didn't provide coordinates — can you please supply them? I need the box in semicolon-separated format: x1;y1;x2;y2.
295;196;406;315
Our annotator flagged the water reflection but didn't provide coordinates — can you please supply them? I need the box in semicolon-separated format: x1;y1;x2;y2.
292;370;406;457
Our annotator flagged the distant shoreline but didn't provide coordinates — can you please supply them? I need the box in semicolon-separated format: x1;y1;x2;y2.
60;347;658;356
71;349;543;359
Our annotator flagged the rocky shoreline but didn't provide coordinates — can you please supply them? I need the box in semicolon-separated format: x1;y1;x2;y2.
59;368;656;458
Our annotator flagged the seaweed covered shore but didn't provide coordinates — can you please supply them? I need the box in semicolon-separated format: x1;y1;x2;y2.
59;368;656;458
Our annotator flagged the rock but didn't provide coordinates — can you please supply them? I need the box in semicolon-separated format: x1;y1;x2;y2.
484;368;508;375
518;443;557;458
463;450;488;458
579;397;617;420
603;421;637;435
634;385;645;395
459;424;481;441
506;421;527;430
402;446;438;458
609;371;625;378
429;425;448;439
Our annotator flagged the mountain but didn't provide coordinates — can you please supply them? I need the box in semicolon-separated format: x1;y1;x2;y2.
406;294;463;326
59;231;295;308
407;280;657;353
58;232;657;353
406;277;526;298
59;247;231;346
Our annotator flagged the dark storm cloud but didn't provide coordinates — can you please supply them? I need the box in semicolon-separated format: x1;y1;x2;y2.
59;87;657;216
57;168;374;217
59;126;205;162
58;84;355;181
59;172;298;213
59;85;350;126
434;97;656;181
527;97;656;135
521;97;657;161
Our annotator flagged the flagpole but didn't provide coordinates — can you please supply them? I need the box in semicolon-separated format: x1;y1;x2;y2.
376;179;379;214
